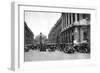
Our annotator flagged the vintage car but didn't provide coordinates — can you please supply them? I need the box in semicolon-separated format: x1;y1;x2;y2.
74;41;90;53
46;43;57;52
63;46;75;54
24;44;34;52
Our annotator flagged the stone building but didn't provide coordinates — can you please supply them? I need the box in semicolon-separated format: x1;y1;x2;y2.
60;13;90;46
24;22;34;45
48;13;90;47
48;17;62;44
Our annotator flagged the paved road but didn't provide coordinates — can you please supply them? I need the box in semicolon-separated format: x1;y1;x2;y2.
24;50;90;62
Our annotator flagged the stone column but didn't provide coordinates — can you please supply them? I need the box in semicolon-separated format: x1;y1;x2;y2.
74;27;79;43
65;14;66;28
71;13;73;25
69;30;70;43
67;13;68;27
79;14;83;20
75;13;77;22
62;14;64;30
66;13;67;28
80;28;83;42
67;31;69;43
70;30;72;43
64;14;66;29
63;14;64;29
68;13;70;27
74;13;79;25
63;14;65;28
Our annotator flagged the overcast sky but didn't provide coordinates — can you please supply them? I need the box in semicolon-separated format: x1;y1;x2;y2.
25;11;61;38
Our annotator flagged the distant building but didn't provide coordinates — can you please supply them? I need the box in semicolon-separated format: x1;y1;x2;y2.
35;33;48;44
48;16;62;44
24;22;34;45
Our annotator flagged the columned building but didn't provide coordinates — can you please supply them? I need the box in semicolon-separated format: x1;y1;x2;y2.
61;13;90;46
48;12;90;50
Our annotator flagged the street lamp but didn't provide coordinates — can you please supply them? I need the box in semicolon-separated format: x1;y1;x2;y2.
40;32;42;51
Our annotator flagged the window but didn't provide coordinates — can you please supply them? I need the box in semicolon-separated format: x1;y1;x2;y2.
83;29;88;40
73;13;75;23
83;14;86;19
77;14;79;21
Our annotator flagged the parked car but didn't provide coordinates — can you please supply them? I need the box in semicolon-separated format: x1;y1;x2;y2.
46;43;57;52
79;43;90;53
24;44;34;52
24;46;29;52
74;42;90;53
63;46;75;54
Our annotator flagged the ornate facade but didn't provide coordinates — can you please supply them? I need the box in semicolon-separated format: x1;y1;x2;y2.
61;13;90;46
48;13;90;47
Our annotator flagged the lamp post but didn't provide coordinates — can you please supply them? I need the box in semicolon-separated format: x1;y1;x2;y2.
40;32;42;51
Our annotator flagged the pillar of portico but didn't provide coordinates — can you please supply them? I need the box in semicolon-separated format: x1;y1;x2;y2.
62;14;64;30
68;13;70;27
74;13;80;25
71;13;73;25
74;27;79;44
66;13;68;28
79;14;83;20
75;13;77;21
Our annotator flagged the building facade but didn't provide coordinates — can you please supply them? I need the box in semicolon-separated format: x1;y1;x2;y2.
48;12;90;50
60;13;90;46
48;17;62;44
24;22;34;45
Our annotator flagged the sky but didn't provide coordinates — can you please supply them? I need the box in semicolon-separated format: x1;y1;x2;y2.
25;11;61;38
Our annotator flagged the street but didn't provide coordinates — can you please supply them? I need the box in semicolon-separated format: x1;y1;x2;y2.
24;49;90;62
